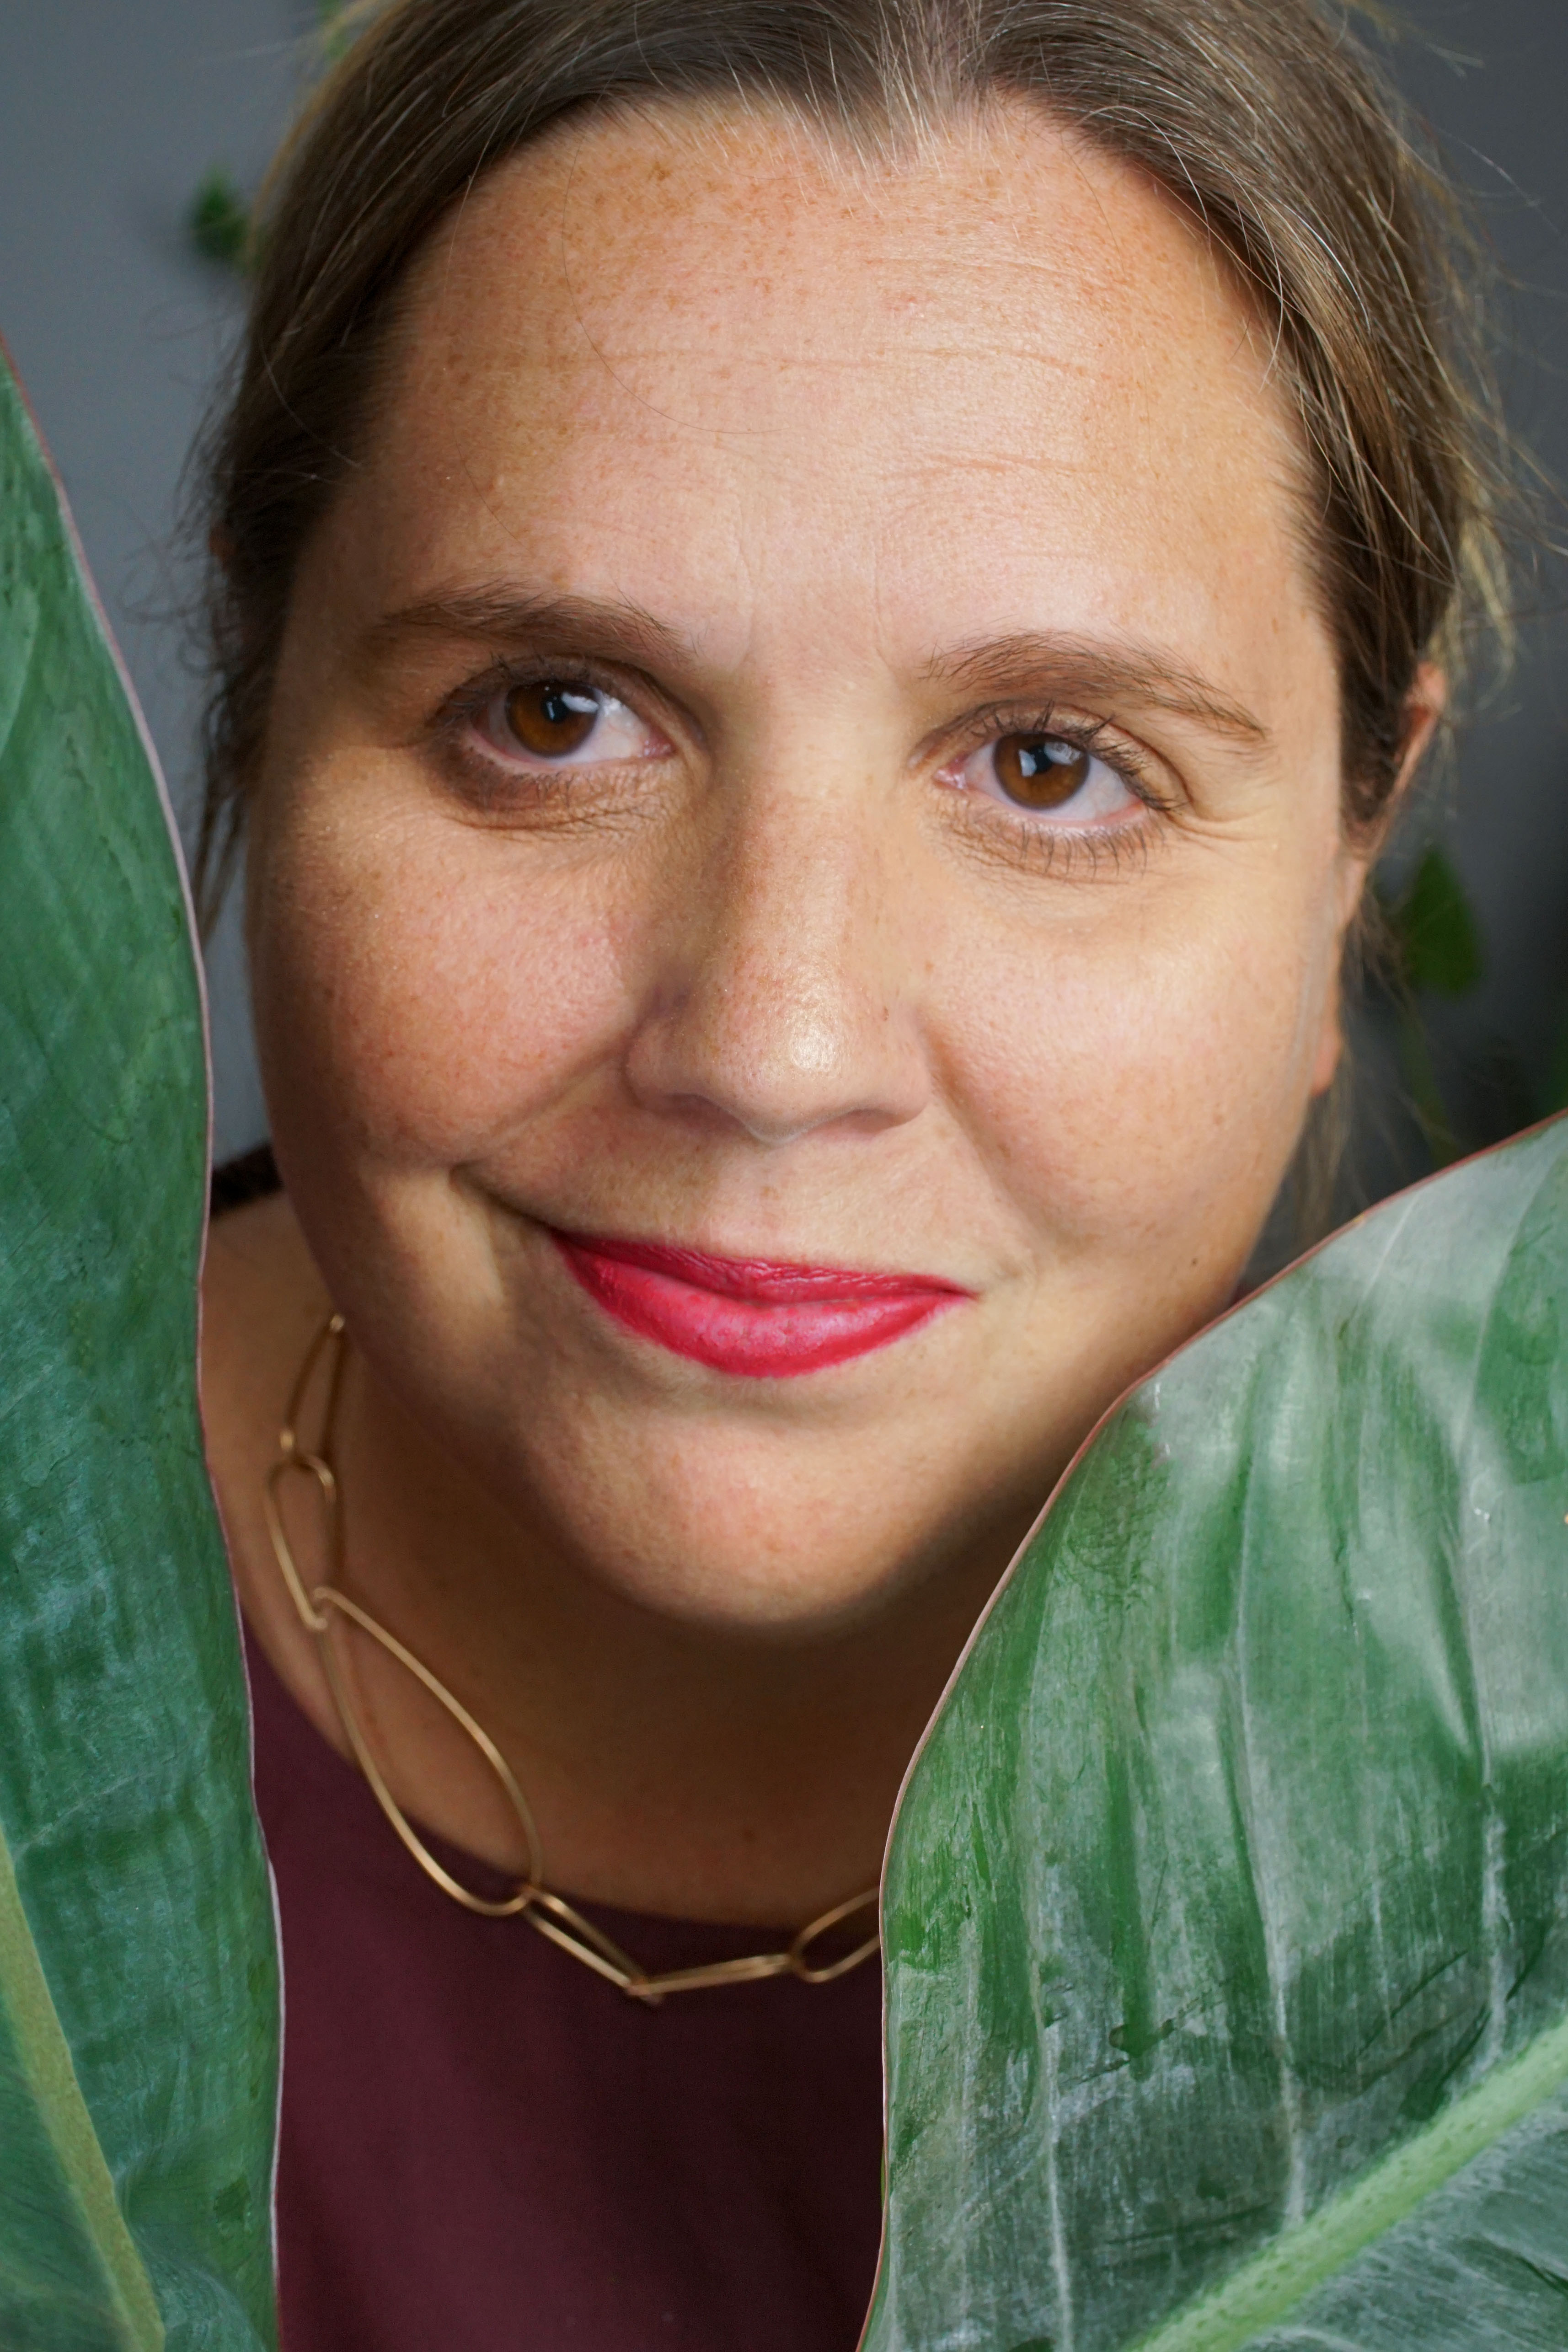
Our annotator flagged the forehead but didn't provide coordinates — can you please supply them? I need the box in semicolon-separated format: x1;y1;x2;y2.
359;100;1320;681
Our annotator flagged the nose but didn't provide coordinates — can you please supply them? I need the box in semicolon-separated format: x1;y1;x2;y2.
621;771;931;1147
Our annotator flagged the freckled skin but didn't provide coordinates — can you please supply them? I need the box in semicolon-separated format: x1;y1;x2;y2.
203;102;1433;1923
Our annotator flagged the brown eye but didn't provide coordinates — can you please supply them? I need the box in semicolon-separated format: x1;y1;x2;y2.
992;734;1091;809
504;680;601;758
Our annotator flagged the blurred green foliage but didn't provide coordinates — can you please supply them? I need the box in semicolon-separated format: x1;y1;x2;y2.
1387;844;1484;1000
184;2;353;273
186;169;250;272
1377;843;1567;1163
1376;846;1483;1168
320;0;357;61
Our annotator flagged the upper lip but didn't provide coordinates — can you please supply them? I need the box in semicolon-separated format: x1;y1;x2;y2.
548;1230;971;1305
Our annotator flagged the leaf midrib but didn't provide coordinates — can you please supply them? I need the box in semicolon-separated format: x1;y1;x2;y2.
0;1827;164;2349
1132;2005;1568;2351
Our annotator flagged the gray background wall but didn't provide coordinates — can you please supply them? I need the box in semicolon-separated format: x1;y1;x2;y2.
1;0;1565;1179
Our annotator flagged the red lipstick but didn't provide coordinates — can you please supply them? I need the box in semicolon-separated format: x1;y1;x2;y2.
551;1232;967;1377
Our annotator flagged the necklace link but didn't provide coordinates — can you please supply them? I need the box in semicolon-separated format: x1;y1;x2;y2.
263;1313;881;1999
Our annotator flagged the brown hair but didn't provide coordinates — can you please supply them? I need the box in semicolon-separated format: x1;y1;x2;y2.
196;0;1512;920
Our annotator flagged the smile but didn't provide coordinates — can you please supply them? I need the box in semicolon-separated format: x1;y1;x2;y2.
549;1232;969;1377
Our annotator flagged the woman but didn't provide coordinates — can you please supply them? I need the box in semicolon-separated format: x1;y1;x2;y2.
195;0;1503;2343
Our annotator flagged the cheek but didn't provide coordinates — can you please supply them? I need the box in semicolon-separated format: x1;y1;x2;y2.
943;879;1338;1258
249;795;635;1167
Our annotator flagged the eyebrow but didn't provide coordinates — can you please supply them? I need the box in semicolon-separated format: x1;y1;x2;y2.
367;587;690;673
369;586;1270;749
931;633;1271;748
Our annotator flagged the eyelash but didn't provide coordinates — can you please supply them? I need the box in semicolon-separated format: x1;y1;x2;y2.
432;662;1177;872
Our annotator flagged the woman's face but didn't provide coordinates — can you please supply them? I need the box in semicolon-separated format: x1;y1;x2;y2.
250;102;1360;1633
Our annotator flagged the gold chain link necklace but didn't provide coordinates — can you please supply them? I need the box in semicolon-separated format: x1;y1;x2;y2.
263;1313;880;2003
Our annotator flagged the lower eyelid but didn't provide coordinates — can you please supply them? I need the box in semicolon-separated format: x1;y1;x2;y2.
1027;803;1148;835
992;812;1155;874
942;778;1160;876
451;722;672;793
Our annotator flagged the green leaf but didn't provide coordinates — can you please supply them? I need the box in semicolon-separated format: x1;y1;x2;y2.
869;1111;1568;2352
1387;844;1485;998
0;348;279;2342
186;171;250;273
0;1831;163;2350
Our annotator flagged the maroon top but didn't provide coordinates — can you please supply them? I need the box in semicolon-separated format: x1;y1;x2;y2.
245;1626;886;2350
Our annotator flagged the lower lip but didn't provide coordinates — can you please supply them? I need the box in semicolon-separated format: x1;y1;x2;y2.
550;1233;965;1377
